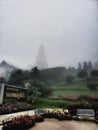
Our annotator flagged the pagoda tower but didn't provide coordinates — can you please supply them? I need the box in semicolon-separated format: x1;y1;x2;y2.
35;45;48;70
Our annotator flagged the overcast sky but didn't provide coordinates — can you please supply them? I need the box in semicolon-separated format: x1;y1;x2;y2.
0;0;98;69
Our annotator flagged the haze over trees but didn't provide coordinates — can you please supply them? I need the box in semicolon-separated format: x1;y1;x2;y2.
77;69;88;80
8;69;24;85
2;59;97;105
5;60;98;86
90;70;98;77
65;75;74;83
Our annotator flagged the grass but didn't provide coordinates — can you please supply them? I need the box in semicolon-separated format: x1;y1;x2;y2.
35;80;98;108
51;82;98;97
34;98;72;108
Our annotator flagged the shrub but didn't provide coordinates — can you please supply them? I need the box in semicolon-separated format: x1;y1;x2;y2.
65;75;74;83
77;69;88;79
90;70;98;77
87;83;97;90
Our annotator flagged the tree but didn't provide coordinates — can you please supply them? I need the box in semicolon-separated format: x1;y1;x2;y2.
23;70;31;80
77;62;82;72
8;69;24;85
83;61;88;70
32;80;52;97
31;67;40;80
40;67;66;83
30;67;52;97
90;70;98;77
65;75;74;83
88;61;93;71
87;83;97;90
94;61;98;69
77;69;88;80
0;77;6;83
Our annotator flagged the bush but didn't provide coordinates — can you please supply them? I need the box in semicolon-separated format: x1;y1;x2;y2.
87;83;97;90
90;70;98;77
31;80;53;97
77;69;88;79
65;75;74;83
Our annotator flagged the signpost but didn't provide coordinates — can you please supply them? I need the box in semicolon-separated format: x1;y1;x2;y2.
0;83;27;104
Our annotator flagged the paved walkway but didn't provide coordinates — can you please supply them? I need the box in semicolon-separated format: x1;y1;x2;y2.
29;118;98;130
0;126;3;130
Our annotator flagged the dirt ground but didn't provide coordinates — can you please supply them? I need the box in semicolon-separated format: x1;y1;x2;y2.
29;118;98;130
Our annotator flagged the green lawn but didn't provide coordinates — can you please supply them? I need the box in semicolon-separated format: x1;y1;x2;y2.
51;82;98;97
34;98;72;108
35;81;98;108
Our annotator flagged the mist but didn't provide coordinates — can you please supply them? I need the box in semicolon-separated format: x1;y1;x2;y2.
0;0;98;68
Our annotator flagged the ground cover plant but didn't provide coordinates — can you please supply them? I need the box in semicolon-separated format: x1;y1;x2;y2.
34;98;72;108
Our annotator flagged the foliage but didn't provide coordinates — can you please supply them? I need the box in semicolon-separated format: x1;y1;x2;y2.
32;80;53;97
86;76;98;90
0;77;6;83
2;115;44;130
8;67;52;98
65;75;74;83
27;87;42;103
23;70;31;81
42;108;71;120
8;69;24;86
77;95;91;102
90;70;98;77
87;83;97;90
77;69;88;79
51;82;98;98
34;98;71;108
31;67;40;80
40;67;66;83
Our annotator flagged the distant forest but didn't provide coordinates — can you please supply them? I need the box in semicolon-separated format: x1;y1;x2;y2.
6;60;98;84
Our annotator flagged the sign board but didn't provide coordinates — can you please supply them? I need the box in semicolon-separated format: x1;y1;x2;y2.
0;83;5;104
0;83;27;104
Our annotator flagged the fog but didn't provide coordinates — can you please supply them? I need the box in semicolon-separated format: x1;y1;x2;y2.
0;0;98;68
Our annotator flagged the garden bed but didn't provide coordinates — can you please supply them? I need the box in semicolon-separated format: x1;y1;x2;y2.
2;115;44;130
0;102;34;115
0;110;35;125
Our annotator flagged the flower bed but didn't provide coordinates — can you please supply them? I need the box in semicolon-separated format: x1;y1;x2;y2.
42;108;72;120
0;102;34;115
2;115;44;130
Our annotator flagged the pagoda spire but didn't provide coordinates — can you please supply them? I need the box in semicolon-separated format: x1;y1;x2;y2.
35;44;48;70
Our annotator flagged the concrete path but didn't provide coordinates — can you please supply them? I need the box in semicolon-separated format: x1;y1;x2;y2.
0;126;3;130
29;118;98;130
